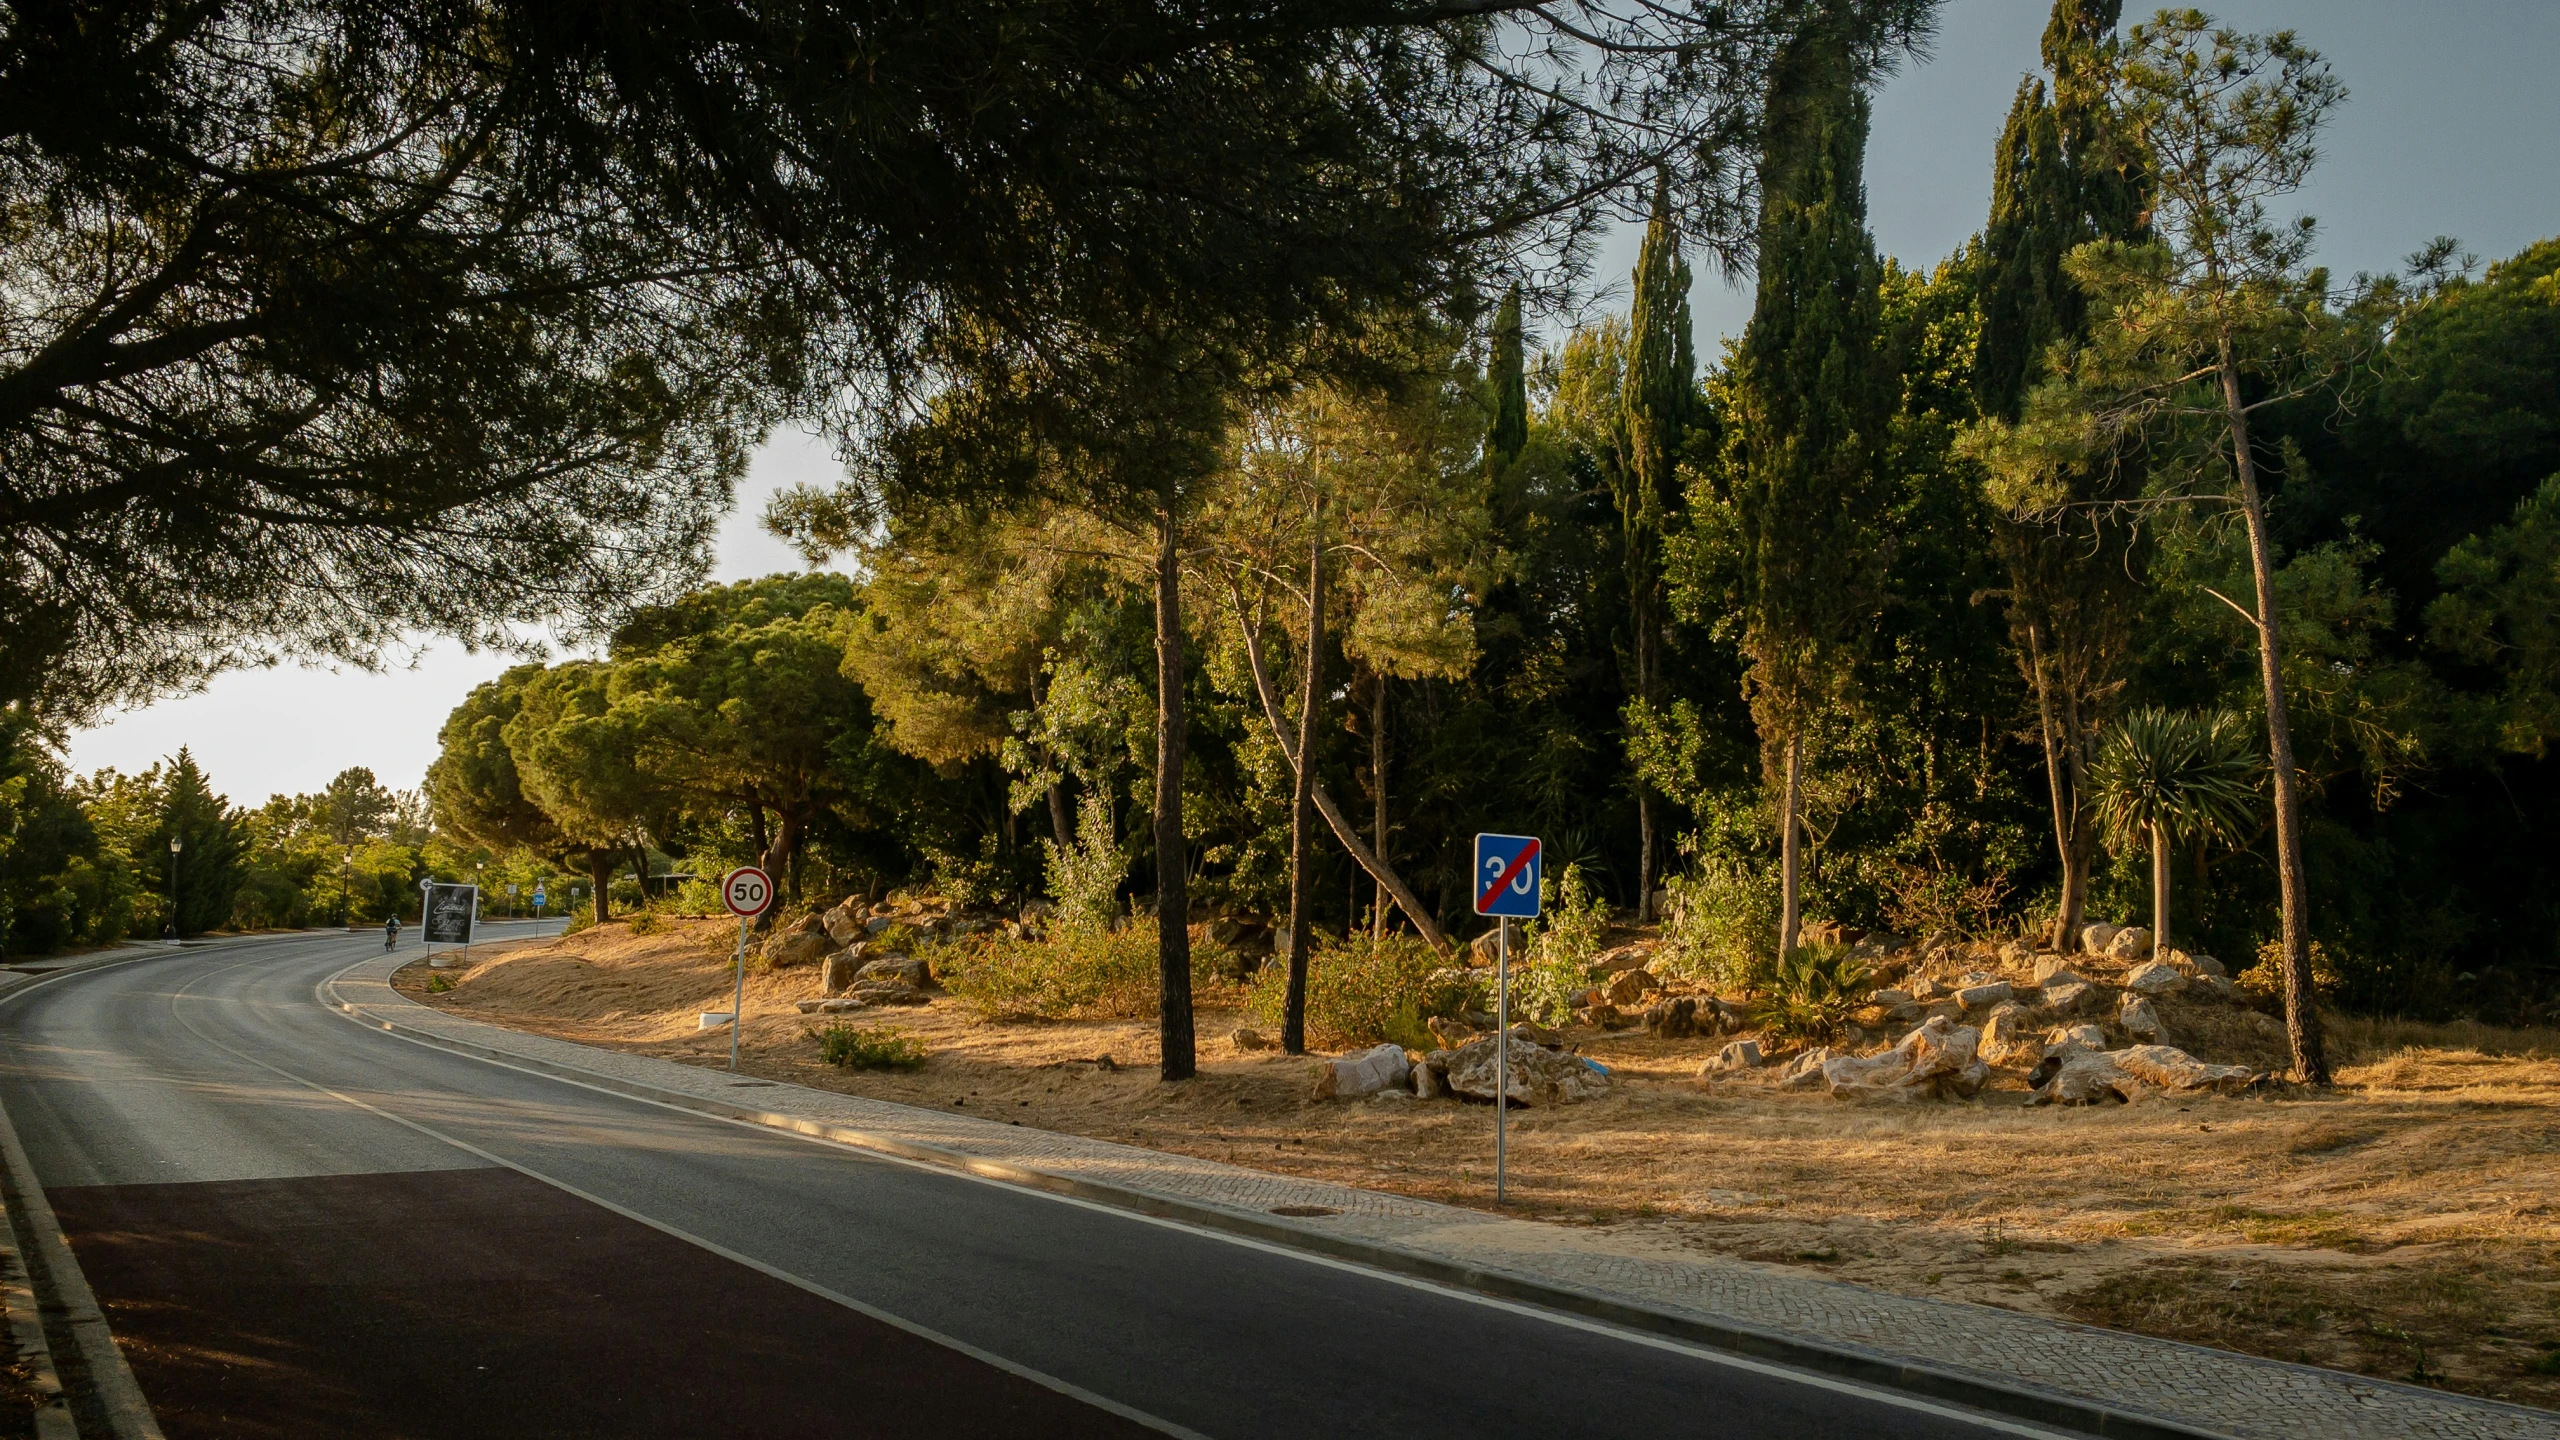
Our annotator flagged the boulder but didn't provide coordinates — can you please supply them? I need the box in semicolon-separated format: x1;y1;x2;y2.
2033;955;2083;984
1441;1034;1611;1105
1954;980;2014;1011
1468;930;1502;968
1849;931;1908;962
2188;974;2240;1003
2117;992;2163;1041
821;950;862;996
1605;967;1660;1006
1702;1039;1765;1075
1909;976;1949;1001
2039;979;2097;1015
2106;925;2154;960
2079;922;2119;954
847;981;930;1006
2123;959;2186;996
763;923;832;969
1884;1000;1927;1025
2030;1039;2255;1104
1979;1003;2044;1067
856;955;933;990
1996;940;2032;968
1818;1016;1989;1101
2052;1022;2108;1049
1230;1026;1275;1051
820;900;866;947
1642;996;1701;1039
1776;1046;1836;1091
2187;953;2228;980
2113;1045;2255;1094
794;996;874;1015
1867;988;1914;1009
1314;1043;1411;1100
1594;944;1655;975
1413;1053;1446;1099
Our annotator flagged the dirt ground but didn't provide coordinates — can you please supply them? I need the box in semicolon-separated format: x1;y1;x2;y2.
405;917;2560;1409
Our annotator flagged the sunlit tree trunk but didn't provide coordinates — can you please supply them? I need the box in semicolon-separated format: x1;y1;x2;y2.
1284;498;1325;1055
1778;732;1804;956
2151;817;2171;956
1153;490;1197;1081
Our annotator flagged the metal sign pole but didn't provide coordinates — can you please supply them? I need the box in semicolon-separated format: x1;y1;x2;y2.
729;916;748;1072
1496;915;1508;1204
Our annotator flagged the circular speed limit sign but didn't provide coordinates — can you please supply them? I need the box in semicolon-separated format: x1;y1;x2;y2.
719;866;774;919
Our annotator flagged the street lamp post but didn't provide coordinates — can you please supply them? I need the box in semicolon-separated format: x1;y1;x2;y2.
167;835;183;942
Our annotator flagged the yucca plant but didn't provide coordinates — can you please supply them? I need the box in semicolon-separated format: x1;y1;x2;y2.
1749;943;1871;1044
2090;708;2260;954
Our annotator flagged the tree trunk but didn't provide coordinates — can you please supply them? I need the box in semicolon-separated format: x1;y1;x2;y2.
1153;496;1196;1082
1047;783;1073;851
748;803;771;872
1284;497;1325;1055
1778;732;1803;956
2025;623;2081;952
589;853;611;924
2058;689;2096;953
1371;669;1389;941
1228;582;1454;958
1634;595;1658;925
2151;817;2172;956
2222;348;2327;1083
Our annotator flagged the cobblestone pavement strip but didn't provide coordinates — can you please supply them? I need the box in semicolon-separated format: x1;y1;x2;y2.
328;956;2555;1440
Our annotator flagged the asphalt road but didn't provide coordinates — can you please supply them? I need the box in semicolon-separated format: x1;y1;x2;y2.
0;930;2064;1439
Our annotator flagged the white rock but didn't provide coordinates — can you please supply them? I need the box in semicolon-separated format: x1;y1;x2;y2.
2033;955;2081;983
2079;922;2119;954
2039;979;2097;1014
820;900;866;946
1955;981;2014;1011
1442;1035;1611;1104
1820;1016;1987;1101
1867;988;1913;1008
1313;1043;1411;1100
2031;1039;2255;1105
1414;1054;1446;1099
1979;1003;2043;1067
2051;1023;2108;1050
2118;992;2163;1041
2187;953;2228;979
2106;925;2153;960
1776;1046;1836;1091
2189;974;2240;1002
2123;960;2187;996
1702;1039;1765;1075
2113;1045;2256;1093
698;1011;736;1029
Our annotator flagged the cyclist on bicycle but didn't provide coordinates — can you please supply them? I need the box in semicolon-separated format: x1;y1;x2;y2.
384;915;401;951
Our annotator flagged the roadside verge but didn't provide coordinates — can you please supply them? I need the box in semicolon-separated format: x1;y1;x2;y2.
328;954;2559;1440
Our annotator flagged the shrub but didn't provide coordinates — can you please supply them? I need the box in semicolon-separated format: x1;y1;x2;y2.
1245;933;1472;1051
1493;863;1611;1027
2239;938;2344;1002
1657;858;1780;994
811;1024;928;1070
1750;943;1870;1043
941;921;1233;1020
425;972;454;994
625;908;664;936
1044;795;1126;935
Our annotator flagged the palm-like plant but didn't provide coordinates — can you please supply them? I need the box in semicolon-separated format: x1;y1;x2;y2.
2091;709;2261;954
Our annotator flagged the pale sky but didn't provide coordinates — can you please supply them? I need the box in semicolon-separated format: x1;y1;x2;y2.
68;0;2560;807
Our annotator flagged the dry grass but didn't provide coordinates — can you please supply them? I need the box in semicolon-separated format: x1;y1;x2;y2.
404;918;2560;1411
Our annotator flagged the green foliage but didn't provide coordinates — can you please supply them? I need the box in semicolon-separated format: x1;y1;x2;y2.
1659;858;1782;994
1044;794;1128;935
942;923;1231;1021
425;973;455;995
1751;943;1872;1043
812;1025;929;1071
1246;933;1467;1052
2428;475;2560;758
2091;709;2260;855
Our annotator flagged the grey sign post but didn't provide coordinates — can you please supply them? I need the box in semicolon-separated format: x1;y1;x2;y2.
718;866;774;1071
1471;833;1542;1204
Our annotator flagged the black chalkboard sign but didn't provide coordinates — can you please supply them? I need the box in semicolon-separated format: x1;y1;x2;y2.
423;883;478;945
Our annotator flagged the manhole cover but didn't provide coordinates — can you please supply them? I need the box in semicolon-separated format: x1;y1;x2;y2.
1269;1205;1339;1218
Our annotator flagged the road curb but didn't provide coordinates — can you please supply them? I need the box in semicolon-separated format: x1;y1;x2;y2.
0;1117;75;1440
329;975;2242;1440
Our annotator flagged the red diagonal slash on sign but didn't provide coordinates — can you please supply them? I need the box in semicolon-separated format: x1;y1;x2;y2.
1479;838;1541;910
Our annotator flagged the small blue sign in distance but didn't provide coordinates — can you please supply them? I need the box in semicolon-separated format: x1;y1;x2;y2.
1473;833;1543;918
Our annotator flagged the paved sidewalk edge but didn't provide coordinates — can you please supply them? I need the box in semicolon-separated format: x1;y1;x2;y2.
0;957;169;1440
330;971;2239;1440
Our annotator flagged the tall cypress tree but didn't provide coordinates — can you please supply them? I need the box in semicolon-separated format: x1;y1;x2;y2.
1729;9;1894;957
1972;0;2152;954
1488;285;1529;474
1619;177;1695;922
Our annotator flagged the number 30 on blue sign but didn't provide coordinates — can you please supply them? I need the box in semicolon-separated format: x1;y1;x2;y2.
1472;833;1542;919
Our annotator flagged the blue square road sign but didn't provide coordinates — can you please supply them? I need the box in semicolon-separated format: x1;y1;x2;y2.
1472;833;1543;918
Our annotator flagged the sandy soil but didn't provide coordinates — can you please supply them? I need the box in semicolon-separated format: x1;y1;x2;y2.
406;917;2560;1408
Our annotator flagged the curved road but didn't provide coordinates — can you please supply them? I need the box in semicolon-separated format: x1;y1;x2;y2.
1;930;2060;1439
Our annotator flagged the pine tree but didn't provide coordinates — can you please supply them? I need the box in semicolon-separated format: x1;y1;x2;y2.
1619;176;1696;922
157;749;245;937
1488;286;1529;474
1728;10;1895;957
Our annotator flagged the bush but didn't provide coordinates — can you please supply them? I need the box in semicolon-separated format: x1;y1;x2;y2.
1245;933;1471;1051
1750;943;1870;1044
1498;863;1611;1027
1044;795;1126;935
2239;938;2345;1002
941;921;1233;1020
1658;858;1779;994
625;908;664;936
811;1024;928;1070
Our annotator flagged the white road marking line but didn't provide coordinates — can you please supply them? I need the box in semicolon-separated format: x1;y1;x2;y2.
316;958;2088;1439
153;960;1206;1440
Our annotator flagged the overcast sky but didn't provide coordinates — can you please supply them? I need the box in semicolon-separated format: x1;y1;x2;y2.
67;0;2560;806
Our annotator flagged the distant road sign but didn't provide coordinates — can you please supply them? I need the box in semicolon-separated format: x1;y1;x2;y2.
720;866;774;919
1472;833;1542;918
422;883;477;944
531;887;546;906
